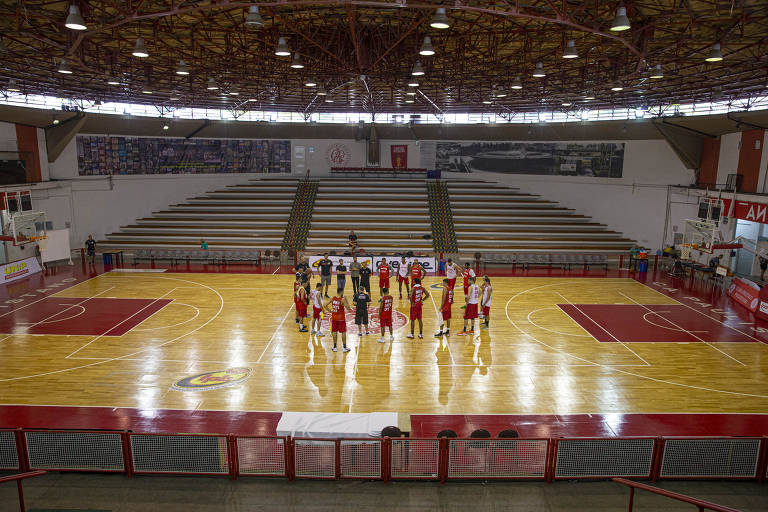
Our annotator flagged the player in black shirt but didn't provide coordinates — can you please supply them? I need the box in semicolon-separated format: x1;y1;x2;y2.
353;286;370;337
294;257;312;296
318;253;333;298
85;235;96;264
336;260;347;292
359;261;372;293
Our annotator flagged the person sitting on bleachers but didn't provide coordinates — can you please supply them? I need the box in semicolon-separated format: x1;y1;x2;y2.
348;230;358;252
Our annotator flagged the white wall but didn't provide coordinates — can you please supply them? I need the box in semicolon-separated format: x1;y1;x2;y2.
469;140;695;249
716;132;741;184
0;122;17;152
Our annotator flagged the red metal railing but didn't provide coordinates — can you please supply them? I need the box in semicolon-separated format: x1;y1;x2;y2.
1;431;767;484
613;478;743;512
0;470;47;512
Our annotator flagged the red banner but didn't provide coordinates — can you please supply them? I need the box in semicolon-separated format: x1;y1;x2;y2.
716;198;768;224
727;277;760;312
390;145;407;169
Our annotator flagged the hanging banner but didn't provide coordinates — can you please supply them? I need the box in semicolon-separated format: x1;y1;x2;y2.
307;255;436;274
714;198;768;225
390;145;408;169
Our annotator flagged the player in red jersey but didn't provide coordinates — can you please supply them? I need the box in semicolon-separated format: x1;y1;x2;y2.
462;262;476;296
397;256;410;299
458;276;480;336
407;278;430;339
378;288;395;343
480;276;493;329
434;278;454;337
409;259;424;288
324;287;352;352
378;257;392;297
295;281;309;333
444;258;462;290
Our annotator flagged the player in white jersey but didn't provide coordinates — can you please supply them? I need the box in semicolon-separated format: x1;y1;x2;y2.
458;277;480;335
480;276;493;329
444;258;461;290
310;283;326;336
397;256;410;299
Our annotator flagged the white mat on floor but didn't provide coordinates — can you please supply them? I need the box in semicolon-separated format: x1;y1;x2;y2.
276;412;397;438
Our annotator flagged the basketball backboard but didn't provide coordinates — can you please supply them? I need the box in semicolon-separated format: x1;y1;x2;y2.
10;211;47;246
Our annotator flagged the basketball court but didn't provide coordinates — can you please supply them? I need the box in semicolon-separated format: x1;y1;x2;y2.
1;265;767;420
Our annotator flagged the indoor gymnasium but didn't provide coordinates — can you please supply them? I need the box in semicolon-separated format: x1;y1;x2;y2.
1;2;768;511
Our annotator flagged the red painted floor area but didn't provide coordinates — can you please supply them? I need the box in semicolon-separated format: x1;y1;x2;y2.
558;303;758;343
0;405;281;436
0;296;172;336
410;413;768;438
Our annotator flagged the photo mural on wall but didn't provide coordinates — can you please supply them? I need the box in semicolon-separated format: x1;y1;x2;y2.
433;141;625;177
76;136;291;175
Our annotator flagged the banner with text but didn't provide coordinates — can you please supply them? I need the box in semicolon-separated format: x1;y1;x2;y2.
1;256;42;284
390;145;408;169
717;198;768;224
727;277;760;312
307;255;436;274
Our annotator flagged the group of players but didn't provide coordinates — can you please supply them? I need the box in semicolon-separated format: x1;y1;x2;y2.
293;254;493;352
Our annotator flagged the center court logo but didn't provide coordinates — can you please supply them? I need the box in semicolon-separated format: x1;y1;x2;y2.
172;367;252;391
320;306;407;332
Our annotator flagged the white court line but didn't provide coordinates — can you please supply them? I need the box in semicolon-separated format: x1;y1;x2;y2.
65;288;177;358
272;265;281;275
618;291;747;366
17;305;86;325
255;304;295;364
428;287;456;366
0;273;106;319
0;275;225;382
526;307;591;338
503;280;768;398
16;287;115;335
641;311;708;333
556;292;650;366
636;281;767;344
132;303;200;332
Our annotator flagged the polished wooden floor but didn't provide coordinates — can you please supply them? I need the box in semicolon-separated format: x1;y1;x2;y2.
1;271;768;414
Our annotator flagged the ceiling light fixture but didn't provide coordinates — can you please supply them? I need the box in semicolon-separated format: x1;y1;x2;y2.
482;99;492;104
107;76;120;85
6;79;20;92
430;8;451;29
511;76;523;90
408;79;419;87
411;61;425;76
132;37;149;58
609;6;631;32
316;87;327;96
405;99;414;103
532;61;546;77
705;42;723;62
304;78;317;87
561;102;572;107
206;77;218;90
406;89;417;96
419;36;435;56
176;59;189;75
562;39;578;59
495;90;507;98
162;123;169;130
649;64;663;79
290;53;304;69
58;59;72;74
275;37;291;56
583;95;595;100
611;84;624;91
229;89;240;96
245;5;264;27
324;97;334;103
65;4;87;31
142;88;152;94
52;119;60;125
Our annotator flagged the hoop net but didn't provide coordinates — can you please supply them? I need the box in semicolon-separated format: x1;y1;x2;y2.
10;211;47;246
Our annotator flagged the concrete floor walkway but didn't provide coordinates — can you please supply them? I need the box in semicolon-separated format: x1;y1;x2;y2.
2;472;767;511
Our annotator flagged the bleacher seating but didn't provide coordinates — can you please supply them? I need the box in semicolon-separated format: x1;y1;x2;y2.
446;179;634;256
100;177;298;251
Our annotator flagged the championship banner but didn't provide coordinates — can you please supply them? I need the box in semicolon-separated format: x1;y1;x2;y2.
727;277;760;312
1;256;42;284
390;145;407;169
306;255;436;274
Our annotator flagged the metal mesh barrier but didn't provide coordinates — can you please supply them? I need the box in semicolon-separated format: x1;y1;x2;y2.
25;431;124;471
555;438;654;479
340;440;381;479
448;439;548;479
390;439;440;479
293;439;336;479
131;434;229;474
660;438;760;478
0;430;19;470
237;437;286;476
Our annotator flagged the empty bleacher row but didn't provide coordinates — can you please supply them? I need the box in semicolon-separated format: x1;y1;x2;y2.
99;176;633;261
